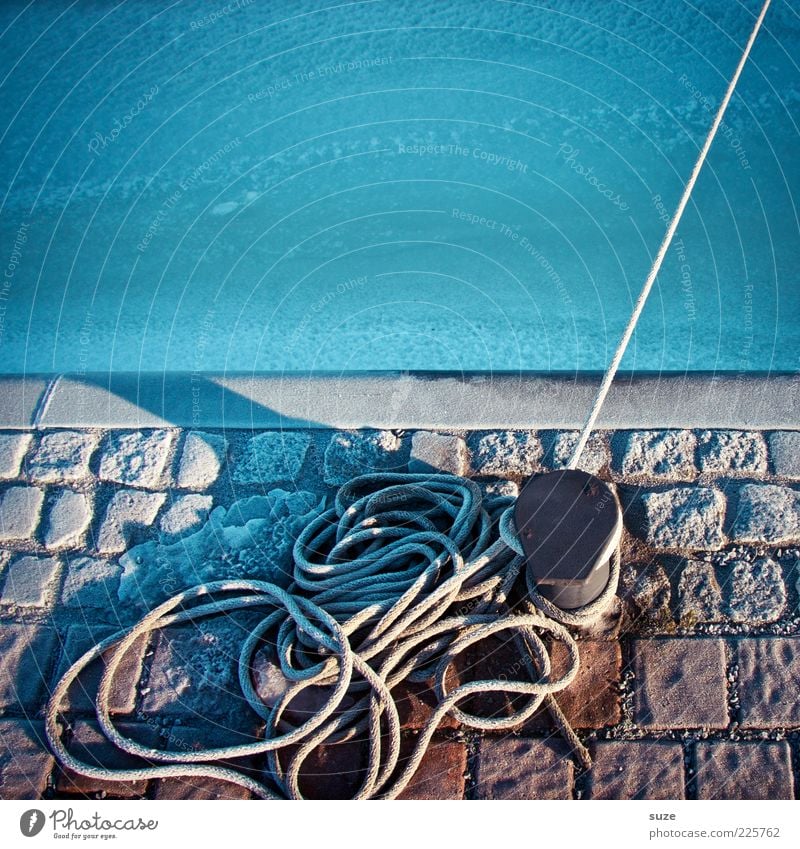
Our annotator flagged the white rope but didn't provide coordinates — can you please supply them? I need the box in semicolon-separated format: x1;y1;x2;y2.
568;0;772;470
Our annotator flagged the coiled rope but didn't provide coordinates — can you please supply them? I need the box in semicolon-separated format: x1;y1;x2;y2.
45;0;769;799
46;474;617;799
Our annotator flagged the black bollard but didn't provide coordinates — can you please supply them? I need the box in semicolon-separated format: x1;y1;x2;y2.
514;469;622;610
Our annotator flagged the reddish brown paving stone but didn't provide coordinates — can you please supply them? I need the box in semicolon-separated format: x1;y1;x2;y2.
694;742;794;800
55;721;160;798
587;741;685;800
52;625;148;715
633;639;728;729
393;663;461;731
737;638;800;728
473;737;573;799
547;640;621;729
153;777;253;800
273;739;369;800
0;720;54;799
397;738;466;800
0;625;58;713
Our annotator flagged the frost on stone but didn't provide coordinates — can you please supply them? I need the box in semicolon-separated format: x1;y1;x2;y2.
470;431;542;477
323;430;407;486
727;557;786;624
118;489;324;608
677;561;724;626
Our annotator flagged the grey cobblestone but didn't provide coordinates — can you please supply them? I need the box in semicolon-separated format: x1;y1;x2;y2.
633;639;727;729
677;560;724;626
469;431;542;477
0;555;61;608
0;625;57;711
696;430;768;476
473;738;573;799
0;433;32;480
97;490;166;554
324;430;406;486
176;431;227;489
44;490;91;550
622;562;672;628
727;557;786;624
587;741;685;800
768;431;800;478
233;431;311;485
619;430;696;480
548;430;608;474
729;484;800;545
99;430;174;488
641;487;726;551
28;431;99;483
0;721;53;799
409;432;467;476
60;556;122;610
737;638;800;728
695;742;794;800
0;486;44;542
159;494;213;539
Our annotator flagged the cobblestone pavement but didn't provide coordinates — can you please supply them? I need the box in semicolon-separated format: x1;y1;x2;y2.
0;427;797;800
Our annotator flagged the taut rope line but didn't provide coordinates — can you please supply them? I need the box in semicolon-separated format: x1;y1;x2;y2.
568;0;772;470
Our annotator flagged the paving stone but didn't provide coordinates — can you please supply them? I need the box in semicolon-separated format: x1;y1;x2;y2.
394;672;460;732
473;738;573;799
44;490;91;549
768;431;800;478
153;777;252;800
323;430;407;486
587;741;685;800
275;739;367;800
549;640;621;729
695;742;794;800
641;486;726;550
621;562;673;630
697;430;768;476
0;721;53;799
737;638;800;728
0;625;57;711
0;486;44;542
233;432;312;484
548;430;609;474
729;484;800;545
140;618;262;734
159;494;213;539
409;431;468;476
0;433;32;480
52;624;146;714
56;720;159;797
619;430;696;480
727;557;786;624
99;430;174;488
397;739;466;800
677;560;724;626
633;639;727;729
96;490;165;554
60;556;122;610
469;431;542;477
176;431;227;489
28;431;99;483
0;555;61;608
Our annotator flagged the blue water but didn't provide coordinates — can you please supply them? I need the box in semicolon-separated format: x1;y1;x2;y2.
0;0;798;374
